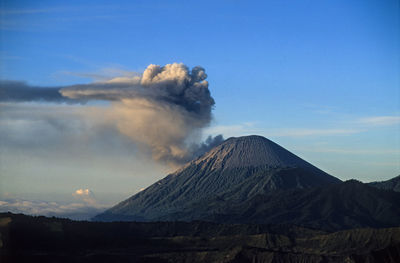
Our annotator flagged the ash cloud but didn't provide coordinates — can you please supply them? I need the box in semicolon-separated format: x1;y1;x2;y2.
191;135;224;158
1;63;224;166
0;80;83;103
60;63;215;120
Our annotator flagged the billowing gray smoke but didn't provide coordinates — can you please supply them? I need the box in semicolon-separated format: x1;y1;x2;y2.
60;63;215;124
0;63;223;166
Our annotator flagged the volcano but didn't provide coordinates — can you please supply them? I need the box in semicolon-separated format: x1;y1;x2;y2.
94;135;341;222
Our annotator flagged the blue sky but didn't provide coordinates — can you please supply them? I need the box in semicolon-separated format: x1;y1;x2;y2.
0;0;399;212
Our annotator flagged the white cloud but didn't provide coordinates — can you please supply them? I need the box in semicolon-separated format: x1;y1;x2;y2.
207;114;400;140
74;188;92;196
72;188;96;205
205;122;260;138
266;128;361;137
295;147;400;155
358;116;400;126
206;123;361;138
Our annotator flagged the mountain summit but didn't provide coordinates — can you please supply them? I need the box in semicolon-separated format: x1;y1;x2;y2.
94;135;341;222
191;135;330;170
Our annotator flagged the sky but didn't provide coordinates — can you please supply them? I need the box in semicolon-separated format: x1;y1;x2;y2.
0;0;399;217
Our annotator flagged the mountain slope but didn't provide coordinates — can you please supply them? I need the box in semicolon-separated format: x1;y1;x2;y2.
369;175;400;192
94;135;341;221
169;180;400;231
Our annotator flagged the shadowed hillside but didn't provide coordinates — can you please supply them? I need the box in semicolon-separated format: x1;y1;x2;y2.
166;180;400;231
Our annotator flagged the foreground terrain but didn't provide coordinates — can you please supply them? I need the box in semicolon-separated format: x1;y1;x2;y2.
1;213;400;263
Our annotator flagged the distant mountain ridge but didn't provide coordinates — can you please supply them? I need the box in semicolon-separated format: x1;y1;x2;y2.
94;135;341;222
369;175;400;192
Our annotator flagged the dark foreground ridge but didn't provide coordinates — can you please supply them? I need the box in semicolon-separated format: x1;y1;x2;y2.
1;213;400;263
95;135;341;222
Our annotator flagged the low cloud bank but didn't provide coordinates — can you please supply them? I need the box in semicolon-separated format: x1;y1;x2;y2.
0;199;109;220
0;189;108;220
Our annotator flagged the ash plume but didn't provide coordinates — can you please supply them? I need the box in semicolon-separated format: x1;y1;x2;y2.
60;63;215;120
191;135;225;158
1;63;223;166
0;80;81;103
